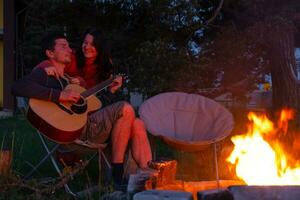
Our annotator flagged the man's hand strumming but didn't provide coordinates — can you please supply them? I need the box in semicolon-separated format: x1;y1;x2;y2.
59;89;81;103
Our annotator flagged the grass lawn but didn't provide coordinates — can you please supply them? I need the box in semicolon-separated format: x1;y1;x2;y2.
0;116;106;199
0;115;175;200
0;116;40;175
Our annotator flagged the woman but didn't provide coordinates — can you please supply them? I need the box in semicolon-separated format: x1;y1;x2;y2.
66;28;115;90
42;28;152;188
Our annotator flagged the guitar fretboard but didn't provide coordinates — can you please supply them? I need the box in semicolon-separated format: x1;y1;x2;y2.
81;77;114;98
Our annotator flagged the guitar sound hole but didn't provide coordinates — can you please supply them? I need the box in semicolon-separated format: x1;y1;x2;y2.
76;98;85;105
71;97;87;114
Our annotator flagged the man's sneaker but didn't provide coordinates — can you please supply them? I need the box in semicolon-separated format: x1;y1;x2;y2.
127;168;158;194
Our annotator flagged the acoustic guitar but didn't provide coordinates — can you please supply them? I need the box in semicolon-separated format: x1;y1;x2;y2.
27;77;115;144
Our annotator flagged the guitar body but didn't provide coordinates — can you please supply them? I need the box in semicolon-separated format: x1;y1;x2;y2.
28;84;102;143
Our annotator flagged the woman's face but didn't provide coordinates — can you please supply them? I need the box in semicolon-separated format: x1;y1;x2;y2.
82;34;98;59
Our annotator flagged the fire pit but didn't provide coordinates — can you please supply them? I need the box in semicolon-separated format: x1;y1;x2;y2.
198;185;300;200
138;158;245;199
157;180;244;200
198;109;300;200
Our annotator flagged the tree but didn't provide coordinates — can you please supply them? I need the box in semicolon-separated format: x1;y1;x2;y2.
264;18;300;119
18;0;225;98
218;0;300;124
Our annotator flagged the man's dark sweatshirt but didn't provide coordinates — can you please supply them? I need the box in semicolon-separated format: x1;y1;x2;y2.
11;62;119;106
12;67;65;102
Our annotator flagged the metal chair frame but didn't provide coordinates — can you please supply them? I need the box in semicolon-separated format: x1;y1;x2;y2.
16;97;112;197
23;130;112;198
139;92;234;188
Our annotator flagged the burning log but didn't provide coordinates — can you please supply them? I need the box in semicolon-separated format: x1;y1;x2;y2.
127;159;177;196
148;159;177;187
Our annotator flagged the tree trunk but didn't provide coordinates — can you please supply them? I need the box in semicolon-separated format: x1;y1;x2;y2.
266;18;300;125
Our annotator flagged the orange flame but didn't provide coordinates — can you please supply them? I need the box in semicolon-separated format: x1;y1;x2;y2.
278;109;294;134
227;109;300;185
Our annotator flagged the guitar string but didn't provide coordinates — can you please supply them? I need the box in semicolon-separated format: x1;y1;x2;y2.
56;75;77;114
57;75;70;90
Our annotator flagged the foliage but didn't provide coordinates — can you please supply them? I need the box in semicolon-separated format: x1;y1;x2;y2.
200;25;268;87
17;0;224;98
18;0;300;110
0;116;108;199
128;39;208;97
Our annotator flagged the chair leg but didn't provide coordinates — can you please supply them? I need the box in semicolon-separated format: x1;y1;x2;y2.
98;148;112;184
37;132;78;197
23;143;60;180
24;134;77;197
38;133;62;175
99;149;111;170
25;132;112;197
213;143;220;188
98;149;102;185
149;135;157;160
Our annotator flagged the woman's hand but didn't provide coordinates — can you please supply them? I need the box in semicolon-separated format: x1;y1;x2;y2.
109;75;123;93
44;66;64;79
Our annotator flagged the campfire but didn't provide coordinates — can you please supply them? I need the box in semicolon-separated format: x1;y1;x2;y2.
227;109;300;185
135;109;300;200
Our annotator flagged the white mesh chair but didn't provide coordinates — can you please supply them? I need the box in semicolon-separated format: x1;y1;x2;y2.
139;92;234;183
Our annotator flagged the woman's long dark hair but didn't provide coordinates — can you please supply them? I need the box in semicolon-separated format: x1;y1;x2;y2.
76;27;114;82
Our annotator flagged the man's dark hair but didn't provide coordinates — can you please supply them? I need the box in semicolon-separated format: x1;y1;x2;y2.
41;32;67;59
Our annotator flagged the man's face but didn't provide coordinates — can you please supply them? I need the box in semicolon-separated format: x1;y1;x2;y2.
47;38;72;64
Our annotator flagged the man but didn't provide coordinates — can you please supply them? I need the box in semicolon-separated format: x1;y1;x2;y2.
12;33;152;190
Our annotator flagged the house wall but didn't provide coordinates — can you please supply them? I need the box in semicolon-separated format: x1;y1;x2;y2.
0;0;2;27
0;41;3;107
3;0;15;110
0;0;3;107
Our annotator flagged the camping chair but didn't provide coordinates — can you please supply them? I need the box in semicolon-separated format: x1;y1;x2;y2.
138;92;234;184
16;97;112;197
23;130;112;197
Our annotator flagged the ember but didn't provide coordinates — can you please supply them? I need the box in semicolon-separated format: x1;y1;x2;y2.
227;109;300;185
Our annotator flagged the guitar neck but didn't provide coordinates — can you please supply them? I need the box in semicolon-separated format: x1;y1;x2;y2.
81;77;114;98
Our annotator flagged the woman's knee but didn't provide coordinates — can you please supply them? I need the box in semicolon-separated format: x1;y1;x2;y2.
133;118;145;129
132;118;147;137
121;102;135;119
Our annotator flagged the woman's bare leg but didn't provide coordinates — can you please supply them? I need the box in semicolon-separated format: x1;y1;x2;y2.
111;103;135;163
131;119;152;168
